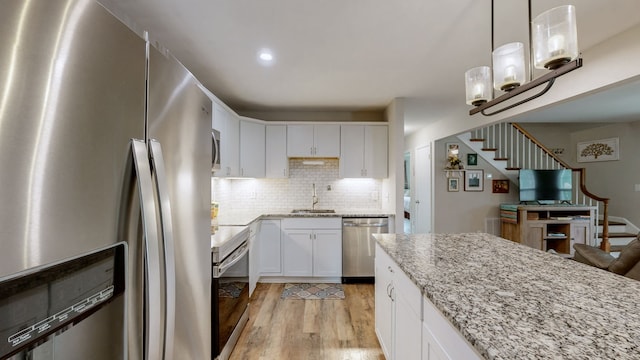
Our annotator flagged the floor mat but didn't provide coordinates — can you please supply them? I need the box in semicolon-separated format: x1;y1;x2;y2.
280;283;345;300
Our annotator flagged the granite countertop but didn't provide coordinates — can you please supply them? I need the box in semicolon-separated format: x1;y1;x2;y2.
214;209;394;226
374;233;640;360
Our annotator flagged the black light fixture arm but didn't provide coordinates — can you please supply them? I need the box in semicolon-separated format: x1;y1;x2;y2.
480;78;555;116
470;58;582;116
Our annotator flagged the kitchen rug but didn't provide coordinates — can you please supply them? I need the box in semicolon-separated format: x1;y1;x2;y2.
281;283;345;300
219;282;245;298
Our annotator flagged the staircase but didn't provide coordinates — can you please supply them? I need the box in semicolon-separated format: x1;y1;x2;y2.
457;122;618;251
599;217;639;257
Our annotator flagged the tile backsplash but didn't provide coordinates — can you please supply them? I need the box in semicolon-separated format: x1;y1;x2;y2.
212;159;383;212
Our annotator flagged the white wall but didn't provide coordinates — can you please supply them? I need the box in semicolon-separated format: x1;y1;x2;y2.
385;99;405;232
432;136;518;233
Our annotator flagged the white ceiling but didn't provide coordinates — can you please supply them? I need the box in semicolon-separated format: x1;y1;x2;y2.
99;0;640;133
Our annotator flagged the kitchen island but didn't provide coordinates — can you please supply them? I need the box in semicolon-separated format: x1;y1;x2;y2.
374;232;640;359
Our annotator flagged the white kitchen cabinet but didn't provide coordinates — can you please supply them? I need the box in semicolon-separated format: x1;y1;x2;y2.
421;297;481;360
312;229;342;277
212;102;240;177
259;219;283;275
340;125;388;178
282;229;314;276
282;218;342;277
286;124;340;157
240;119;265;177
265;125;288;178
248;220;261;297
375;248;394;359
375;243;422;360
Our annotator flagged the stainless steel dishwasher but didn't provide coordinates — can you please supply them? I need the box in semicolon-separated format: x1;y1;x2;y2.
342;217;389;283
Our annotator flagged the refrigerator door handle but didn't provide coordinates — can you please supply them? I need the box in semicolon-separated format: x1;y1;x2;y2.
149;139;176;360
131;139;164;360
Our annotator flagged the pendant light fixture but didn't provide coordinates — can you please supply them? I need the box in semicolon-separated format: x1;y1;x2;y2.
466;1;582;116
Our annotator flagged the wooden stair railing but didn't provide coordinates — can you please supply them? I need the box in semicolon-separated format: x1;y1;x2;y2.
510;123;611;252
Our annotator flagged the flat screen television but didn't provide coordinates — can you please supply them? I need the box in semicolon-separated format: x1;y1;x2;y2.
519;169;572;204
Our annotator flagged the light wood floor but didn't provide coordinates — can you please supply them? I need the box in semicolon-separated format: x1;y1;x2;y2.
229;282;385;360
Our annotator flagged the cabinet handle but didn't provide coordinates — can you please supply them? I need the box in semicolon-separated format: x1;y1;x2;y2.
390;286;395;302
386;283;392;297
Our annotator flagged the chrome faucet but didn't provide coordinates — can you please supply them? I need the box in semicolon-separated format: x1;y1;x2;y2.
312;183;319;210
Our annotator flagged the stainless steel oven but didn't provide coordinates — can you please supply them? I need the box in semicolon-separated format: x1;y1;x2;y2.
211;226;250;360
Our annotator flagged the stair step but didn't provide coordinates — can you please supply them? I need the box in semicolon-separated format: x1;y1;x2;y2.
610;245;627;253
505;167;521;171
470;138;485;142
494;158;508;161
481;148;497;152
598;220;626;226
599;232;637;238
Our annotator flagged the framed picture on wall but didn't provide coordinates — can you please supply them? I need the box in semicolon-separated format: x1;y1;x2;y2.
464;169;484;191
467;153;478;166
446;143;460;160
492;179;509;193
447;177;460;192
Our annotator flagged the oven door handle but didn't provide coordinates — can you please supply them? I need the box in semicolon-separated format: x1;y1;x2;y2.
213;242;248;278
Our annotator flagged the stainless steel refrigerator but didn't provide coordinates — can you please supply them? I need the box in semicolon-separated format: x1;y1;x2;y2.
0;1;211;359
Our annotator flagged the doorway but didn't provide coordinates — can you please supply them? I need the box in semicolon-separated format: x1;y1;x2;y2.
413;144;432;233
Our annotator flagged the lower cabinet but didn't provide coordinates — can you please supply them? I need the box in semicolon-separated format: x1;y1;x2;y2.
422;296;481;360
248;220;261;297
259;219;282;276
375;243;421;360
376;243;481;360
282;218;342;277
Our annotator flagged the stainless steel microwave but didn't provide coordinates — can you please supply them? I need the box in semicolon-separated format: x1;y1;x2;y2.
212;129;221;171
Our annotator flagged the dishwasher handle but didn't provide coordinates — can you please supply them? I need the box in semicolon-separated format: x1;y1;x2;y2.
343;222;388;227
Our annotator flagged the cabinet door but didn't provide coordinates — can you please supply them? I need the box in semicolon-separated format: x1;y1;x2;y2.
364;125;388;178
422;323;451;360
395;289;422;360
524;223;544;250
314;124;340;157
240;120;265;177
216;105;240;177
286;125;314;157
266;125;288;178
375;245;394;360
312;229;342;277
283;229;313;276
570;222;590;255
248;221;260;297
260;220;283;275
340;125;365;178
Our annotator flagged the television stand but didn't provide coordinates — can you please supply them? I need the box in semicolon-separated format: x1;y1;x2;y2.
500;204;595;256
519;200;572;205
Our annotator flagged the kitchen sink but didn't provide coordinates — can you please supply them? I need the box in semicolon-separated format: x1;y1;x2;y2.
291;209;336;214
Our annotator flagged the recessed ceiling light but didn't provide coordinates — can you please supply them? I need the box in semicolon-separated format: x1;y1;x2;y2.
257;48;275;66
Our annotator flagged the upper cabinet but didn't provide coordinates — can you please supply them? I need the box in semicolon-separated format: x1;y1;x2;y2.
212;102;240;177
340;125;388;178
240;119;265;177
287;124;340;157
266;125;288;178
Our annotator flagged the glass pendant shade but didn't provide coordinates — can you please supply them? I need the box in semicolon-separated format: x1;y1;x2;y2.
532;5;578;70
465;66;492;106
492;42;525;92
